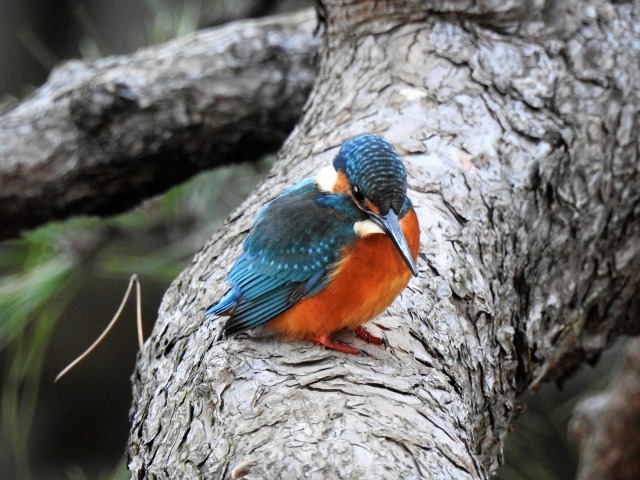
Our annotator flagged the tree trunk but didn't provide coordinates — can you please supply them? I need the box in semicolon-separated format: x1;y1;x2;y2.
128;1;640;478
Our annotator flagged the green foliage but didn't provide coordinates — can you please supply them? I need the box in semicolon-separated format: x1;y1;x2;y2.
140;0;225;45
0;238;75;349
2;290;78;479
0;219;88;478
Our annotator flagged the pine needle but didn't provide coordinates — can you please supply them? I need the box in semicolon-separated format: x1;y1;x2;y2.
55;274;144;382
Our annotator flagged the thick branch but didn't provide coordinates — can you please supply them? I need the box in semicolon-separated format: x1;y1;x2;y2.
0;9;318;241
571;338;640;480
128;0;640;478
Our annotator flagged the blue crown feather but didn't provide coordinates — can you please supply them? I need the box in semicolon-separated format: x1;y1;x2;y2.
333;134;407;215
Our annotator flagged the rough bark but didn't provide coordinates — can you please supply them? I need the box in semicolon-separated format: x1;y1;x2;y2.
128;0;640;478
571;337;640;480
0;9;318;241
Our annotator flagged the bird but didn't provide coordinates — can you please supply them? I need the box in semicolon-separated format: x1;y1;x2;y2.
205;134;420;354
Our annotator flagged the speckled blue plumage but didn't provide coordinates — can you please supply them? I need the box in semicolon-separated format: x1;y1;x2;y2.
206;134;412;336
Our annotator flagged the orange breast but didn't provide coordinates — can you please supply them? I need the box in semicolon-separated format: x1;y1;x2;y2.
267;209;420;339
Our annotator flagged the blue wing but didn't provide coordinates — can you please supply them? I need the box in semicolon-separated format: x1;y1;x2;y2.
205;178;363;336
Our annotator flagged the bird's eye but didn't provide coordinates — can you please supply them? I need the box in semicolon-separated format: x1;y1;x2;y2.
351;185;365;203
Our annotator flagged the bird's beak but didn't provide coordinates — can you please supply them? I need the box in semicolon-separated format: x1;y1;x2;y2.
369;209;418;277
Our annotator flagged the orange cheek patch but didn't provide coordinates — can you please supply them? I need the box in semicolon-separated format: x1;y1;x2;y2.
364;199;380;214
333;171;349;193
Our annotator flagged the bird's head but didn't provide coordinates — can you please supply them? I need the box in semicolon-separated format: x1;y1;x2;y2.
316;134;418;276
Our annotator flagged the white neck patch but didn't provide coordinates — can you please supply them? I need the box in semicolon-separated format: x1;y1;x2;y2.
354;219;385;237
315;165;338;193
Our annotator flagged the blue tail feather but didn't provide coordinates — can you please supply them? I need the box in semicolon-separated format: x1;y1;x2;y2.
205;285;241;318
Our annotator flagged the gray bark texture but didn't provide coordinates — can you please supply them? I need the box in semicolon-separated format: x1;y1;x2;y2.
571;337;640;480
0;10;318;241
126;0;640;478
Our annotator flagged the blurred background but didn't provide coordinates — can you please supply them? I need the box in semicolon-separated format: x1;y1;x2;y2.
0;1;625;479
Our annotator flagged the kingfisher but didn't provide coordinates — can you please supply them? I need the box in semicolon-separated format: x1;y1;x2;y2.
205;134;420;354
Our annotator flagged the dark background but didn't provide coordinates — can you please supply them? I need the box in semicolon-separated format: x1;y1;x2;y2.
1;0;147;98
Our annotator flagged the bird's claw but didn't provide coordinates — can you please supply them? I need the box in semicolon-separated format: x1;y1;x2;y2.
310;334;368;355
353;326;387;348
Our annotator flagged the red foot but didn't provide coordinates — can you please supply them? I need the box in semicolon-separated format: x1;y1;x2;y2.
353;326;387;347
309;334;367;355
